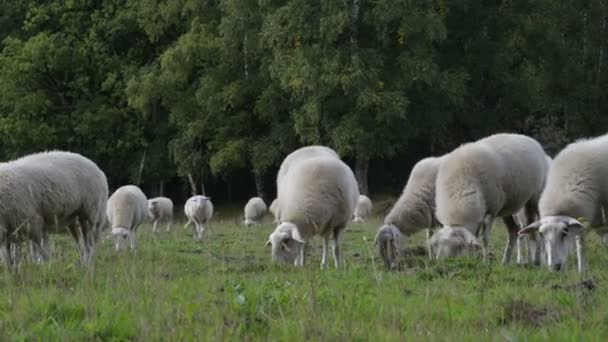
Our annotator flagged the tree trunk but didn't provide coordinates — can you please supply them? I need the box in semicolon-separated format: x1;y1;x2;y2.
159;181;164;197
254;172;266;201
200;181;206;196
187;173;198;196
136;150;146;186
355;157;369;196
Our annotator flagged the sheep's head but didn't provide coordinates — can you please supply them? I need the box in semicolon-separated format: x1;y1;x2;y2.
353;216;365;224
148;200;159;218
111;227;131;251
374;224;401;270
519;216;583;271
193;196;211;210
266;222;305;265
429;226;481;259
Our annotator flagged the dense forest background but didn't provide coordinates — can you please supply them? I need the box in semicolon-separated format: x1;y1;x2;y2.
0;0;606;205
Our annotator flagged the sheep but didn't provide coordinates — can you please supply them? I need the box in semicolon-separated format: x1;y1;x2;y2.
243;197;267;226
275;146;340;221
374;156;444;269
514;155;553;265
0;151;108;266
353;195;373;223
148;197;174;232
428;226;481;258
434;133;549;263
183;195;214;240
519;134;608;272
266;154;359;269
107;185;148;251
269;199;279;223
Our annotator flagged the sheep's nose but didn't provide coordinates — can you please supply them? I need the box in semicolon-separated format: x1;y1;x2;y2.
552;264;562;271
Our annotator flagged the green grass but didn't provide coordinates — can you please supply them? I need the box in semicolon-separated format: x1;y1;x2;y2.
2;211;608;341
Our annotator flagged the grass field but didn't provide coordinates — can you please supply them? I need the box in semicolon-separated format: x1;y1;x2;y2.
1;207;608;341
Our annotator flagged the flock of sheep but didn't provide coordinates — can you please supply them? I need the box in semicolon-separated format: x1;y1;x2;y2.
0;132;606;273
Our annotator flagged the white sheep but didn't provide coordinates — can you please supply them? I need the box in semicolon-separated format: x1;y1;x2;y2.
428;226;481;258
519;134;608;272
107;185;148;251
148;197;174;232
243;197;267;226
184;195;214;240
375;156;444;269
353;195;373;223
269;199;279;223
434;133;549;263
266;154;359;269
0;151;108;265
275;146;340;221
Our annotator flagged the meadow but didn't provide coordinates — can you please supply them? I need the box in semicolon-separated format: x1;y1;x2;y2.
1;205;608;341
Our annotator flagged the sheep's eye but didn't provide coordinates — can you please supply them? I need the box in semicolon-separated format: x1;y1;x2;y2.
561;229;569;238
538;232;544;238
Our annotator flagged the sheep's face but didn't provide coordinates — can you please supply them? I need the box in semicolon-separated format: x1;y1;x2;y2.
266;223;305;265
519;216;583;271
111;227;130;251
430;226;481;259
375;224;401;270
148;201;159;218
192;196;210;211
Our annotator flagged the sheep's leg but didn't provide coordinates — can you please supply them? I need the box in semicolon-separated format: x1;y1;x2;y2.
501;216;519;264
575;234;586;273
184;220;192;230
331;229;342;269
166;222;171;232
129;231;137;251
516;236;525;264
320;237;329;269
152;220;158;233
426;228;434;260
478;221;492;261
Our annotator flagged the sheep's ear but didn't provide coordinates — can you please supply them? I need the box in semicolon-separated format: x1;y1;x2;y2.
290;228;305;244
565;217;584;228
518;221;541;236
265;239;272;247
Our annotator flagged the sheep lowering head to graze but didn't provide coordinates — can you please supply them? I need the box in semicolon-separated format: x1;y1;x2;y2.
184;195;213;240
148;197;174;232
519;134;608;272
269;199;279;223
243;197;267;226
353;195;373;223
107;185;148;251
434;133;549;264
0;151;108;266
428;227;482;258
267;151;358;269
376;156;444;268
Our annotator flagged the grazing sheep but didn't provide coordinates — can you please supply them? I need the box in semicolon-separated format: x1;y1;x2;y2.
269;199;279;223
267;154;359;268
148;197;174;232
514;155;553;265
519;134;608;272
0;151;108;266
275;146;340;221
243;197;267;226
434;133;549;263
184;196;214;240
375;156;444;269
428;226;481;258
353;195;373;223
107;185;148;251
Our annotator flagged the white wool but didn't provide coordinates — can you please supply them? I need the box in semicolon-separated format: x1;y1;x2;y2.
107;185;148;251
148;197;174;232
243;197;267;226
0;150;108;265
353;195;373;223
184;195;213;240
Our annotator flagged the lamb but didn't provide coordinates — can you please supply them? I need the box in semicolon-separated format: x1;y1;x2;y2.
148;197;174;232
519;134;608;272
107;185;148;251
353;195;373;223
269;199;279;223
275;146;340;221
266;153;359;269
243;197;267;226
184;195;214;240
374;156;444;269
433;133;549;263
0;151;108;265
